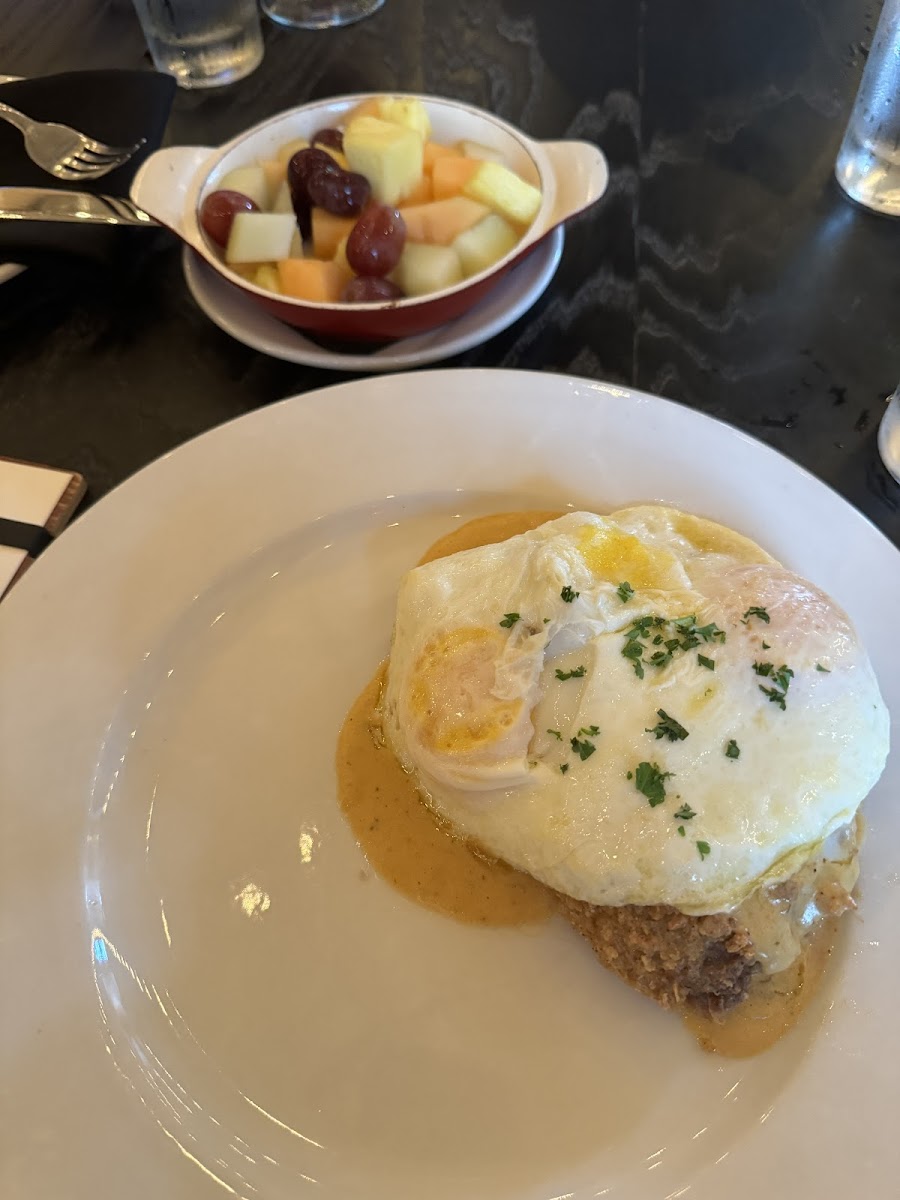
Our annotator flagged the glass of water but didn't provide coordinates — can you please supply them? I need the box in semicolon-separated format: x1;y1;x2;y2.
835;0;900;217
131;0;264;89
261;0;385;30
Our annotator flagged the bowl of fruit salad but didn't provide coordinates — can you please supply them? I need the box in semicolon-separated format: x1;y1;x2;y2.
130;93;607;341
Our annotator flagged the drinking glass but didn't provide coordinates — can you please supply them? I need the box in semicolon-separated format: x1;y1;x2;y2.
131;0;264;89
835;0;900;217
261;0;385;30
878;385;900;484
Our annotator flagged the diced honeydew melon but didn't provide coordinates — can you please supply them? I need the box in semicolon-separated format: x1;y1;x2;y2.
398;196;489;246
344;116;424;206
377;97;431;141
452;213;520;276
272;180;294;214
462;160;542;225
259;159;286;204
456;139;507;164
218;165;269;211
275;136;310;167
225;212;297;264
253;263;281;293
396;242;463;296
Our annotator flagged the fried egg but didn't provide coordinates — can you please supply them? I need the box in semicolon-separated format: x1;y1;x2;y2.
381;508;889;915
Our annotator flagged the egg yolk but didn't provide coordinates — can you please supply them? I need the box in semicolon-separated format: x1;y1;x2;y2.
577;522;674;589
408;627;524;754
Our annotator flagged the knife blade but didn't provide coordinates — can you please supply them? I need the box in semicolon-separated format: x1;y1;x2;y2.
0;187;157;226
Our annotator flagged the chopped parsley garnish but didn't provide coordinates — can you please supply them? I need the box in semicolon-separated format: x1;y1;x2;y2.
646;709;689;742
725;739;740;759
559;763;569;774
633;761;673;807
762;641;770;650
622;614;725;678
560;585;579;603
616;581;634;603
816;663;831;672
499;612;520;628
677;825;686;837
570;736;597;761
697;654;715;670
543;617;551;624
547;728;562;740
742;606;770;624
757;662;794;709
673;803;696;821
555;665;586;681
577;725;600;737
626;770;633;780
697;840;711;860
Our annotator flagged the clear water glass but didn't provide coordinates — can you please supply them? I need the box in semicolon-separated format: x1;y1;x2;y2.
878;386;900;484
131;0;264;89
835;0;900;217
261;0;385;30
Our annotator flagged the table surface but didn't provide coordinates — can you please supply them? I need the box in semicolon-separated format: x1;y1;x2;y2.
1;0;898;547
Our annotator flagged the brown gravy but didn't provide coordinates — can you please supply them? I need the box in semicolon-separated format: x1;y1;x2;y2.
336;508;850;1055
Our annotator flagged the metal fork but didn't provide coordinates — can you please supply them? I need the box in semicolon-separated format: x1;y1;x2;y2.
0;102;145;181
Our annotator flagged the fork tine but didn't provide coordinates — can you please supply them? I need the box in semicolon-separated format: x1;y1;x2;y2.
82;137;146;158
73;147;130;166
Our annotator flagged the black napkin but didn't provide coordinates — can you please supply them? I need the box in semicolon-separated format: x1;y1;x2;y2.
0;69;177;265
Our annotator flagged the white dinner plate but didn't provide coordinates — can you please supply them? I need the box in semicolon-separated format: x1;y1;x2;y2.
183;227;563;371
1;369;898;1200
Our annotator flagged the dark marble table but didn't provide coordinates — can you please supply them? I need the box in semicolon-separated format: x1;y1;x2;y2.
1;0;898;544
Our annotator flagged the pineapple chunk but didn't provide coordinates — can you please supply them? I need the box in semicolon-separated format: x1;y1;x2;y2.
253;263;281;293
344;116;424;206
275;137;310;168
463;160;542;226
288;228;304;258
225;212;297;264
272;180;294;214
218;165;269;210
259;158;286;204
333;235;350;273
319;145;351;171
377;97;431;141
452;213;520;277
396;243;463;296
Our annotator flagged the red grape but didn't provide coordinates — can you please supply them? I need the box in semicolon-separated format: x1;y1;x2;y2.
346;206;407;276
341;276;405;303
288;147;370;239
311;127;344;153
200;190;258;247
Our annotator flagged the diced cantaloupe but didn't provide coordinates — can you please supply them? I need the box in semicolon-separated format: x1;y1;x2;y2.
423;140;456;172
344;116;424;206
259;159;286;204
333;235;350;273
462;160;542;225
456;139;507;164
452;213;520;276
396;243;463;296
272;180;294;214
398;196;489;245
431;155;480;200
218;165;269;210
225;212;297;264
275;137;310;167
276;258;351;303
311;208;357;260
253;263;281;293
376;97;431;141
399;173;433;205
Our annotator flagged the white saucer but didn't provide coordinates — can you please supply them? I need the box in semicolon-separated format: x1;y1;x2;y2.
182;226;564;371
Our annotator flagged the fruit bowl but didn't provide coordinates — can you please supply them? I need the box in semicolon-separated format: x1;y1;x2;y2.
131;94;608;342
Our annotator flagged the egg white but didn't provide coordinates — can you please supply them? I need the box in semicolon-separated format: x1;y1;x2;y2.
380;508;890;914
